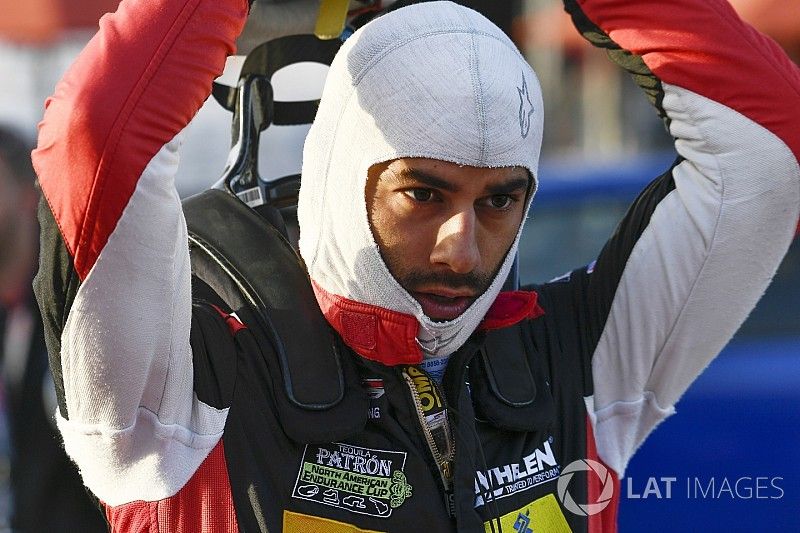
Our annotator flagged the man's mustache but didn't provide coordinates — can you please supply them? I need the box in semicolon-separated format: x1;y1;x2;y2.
399;270;492;295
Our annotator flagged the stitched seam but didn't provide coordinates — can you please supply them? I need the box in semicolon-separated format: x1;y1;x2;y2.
77;0;204;276
592;390;674;422
469;32;487;164
352;29;522;86
157;187;184;416
705;0;800;103
61;404;227;445
643;88;726;380
310;29;520;270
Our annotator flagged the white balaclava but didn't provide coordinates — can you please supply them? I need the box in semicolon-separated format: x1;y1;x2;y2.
298;1;544;358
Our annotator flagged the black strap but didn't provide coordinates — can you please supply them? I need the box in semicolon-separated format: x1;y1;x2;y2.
213;34;342;204
184;189;368;441
212;34;340;124
469;322;555;433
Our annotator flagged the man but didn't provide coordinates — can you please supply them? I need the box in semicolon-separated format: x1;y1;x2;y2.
0;125;106;531
32;0;800;532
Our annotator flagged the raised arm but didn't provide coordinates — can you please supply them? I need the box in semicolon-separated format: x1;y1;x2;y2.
558;0;800;476
32;0;248;505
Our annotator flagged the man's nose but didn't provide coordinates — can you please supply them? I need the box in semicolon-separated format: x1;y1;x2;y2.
430;209;480;274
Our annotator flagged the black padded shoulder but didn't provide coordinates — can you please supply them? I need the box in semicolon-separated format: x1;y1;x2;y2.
183;189;367;441
469;322;555;433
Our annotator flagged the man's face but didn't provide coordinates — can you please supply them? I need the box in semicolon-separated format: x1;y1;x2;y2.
366;158;529;321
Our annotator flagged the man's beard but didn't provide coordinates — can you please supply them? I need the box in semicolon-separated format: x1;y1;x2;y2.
380;248;496;322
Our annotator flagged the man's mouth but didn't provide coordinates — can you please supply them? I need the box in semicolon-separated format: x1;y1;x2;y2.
410;289;476;321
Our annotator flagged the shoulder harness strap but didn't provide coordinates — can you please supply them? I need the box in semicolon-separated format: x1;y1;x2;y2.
184;189;367;442
469;321;555;433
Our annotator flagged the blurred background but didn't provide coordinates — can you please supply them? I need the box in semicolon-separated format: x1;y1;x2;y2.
0;0;797;531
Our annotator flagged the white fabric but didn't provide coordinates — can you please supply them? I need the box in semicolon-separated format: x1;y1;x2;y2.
588;83;800;476
57;401;227;506
59;137;227;503
584;394;675;478
299;1;544;357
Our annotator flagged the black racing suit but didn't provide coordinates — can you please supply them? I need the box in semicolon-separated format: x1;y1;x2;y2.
31;0;800;531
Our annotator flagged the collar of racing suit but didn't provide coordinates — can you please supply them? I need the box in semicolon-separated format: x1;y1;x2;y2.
312;280;544;366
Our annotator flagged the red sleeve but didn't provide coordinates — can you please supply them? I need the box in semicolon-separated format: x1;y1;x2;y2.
33;0;249;279
569;0;800;158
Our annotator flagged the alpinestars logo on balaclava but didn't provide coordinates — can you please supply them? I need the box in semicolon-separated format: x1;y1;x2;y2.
298;1;544;358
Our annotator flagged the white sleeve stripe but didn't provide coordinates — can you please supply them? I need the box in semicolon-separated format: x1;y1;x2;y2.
588;84;800;472
59;135;229;501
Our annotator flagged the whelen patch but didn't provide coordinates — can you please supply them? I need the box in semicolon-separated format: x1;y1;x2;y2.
292;443;413;518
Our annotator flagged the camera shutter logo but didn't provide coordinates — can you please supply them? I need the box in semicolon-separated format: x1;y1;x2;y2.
556;459;614;516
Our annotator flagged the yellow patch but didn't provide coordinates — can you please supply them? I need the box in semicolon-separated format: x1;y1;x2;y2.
283;510;384;533
483;494;571;533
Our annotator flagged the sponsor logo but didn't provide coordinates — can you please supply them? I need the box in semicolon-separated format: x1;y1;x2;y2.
517;72;536;139
482;494;570;533
362;378;385;400
474;437;561;507
283;510;385;533
293;443;413;518
403;366;443;415
556;459;614;516
362;378;384;419
513;509;533;533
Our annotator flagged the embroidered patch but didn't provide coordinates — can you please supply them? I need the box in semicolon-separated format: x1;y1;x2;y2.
283;510;385;532
341;311;377;350
362;378;385;400
517;72;535;139
482;494;570;533
474;437;561;507
293;443;413;518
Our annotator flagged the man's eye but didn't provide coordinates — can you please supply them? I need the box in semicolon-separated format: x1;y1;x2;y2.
406;189;434;202
489;195;513;209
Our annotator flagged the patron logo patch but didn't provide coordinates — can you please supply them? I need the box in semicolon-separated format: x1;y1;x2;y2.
293;443;413;518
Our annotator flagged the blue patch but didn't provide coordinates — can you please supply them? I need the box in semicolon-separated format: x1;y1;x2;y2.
514;509;533;533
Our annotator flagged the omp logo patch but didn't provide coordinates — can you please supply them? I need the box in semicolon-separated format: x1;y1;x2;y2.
402;366;443;414
474;437;561;507
482;494;570;533
283;510;384;532
293;443;413;518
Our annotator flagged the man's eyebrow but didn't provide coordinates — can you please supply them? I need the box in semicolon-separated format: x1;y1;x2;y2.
486;176;530;195
387;167;530;195
388;167;458;192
